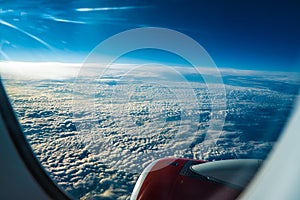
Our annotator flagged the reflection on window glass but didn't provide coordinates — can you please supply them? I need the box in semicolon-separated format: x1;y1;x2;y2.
0;1;299;200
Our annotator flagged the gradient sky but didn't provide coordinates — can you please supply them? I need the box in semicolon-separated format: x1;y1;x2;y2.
0;0;299;71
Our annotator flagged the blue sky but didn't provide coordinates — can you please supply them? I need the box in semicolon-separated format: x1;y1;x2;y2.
0;0;299;71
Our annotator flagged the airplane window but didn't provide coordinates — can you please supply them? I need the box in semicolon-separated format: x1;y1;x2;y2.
0;1;299;200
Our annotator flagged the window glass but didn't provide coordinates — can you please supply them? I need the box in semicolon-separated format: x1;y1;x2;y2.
0;1;299;199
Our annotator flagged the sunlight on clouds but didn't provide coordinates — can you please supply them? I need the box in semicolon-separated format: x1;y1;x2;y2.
0;61;81;80
3;64;297;199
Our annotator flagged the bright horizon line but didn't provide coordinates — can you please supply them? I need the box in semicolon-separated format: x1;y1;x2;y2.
0;60;299;74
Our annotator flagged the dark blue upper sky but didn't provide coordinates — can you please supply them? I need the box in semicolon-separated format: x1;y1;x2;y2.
0;0;299;71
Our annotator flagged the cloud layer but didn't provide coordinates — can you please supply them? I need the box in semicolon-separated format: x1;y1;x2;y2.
3;64;298;199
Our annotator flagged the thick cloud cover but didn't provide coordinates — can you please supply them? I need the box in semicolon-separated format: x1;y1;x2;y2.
2;64;299;199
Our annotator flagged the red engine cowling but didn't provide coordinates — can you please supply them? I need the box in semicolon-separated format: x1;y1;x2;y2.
131;158;262;200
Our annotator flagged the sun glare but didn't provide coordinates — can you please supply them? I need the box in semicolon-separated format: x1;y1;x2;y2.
0;61;81;80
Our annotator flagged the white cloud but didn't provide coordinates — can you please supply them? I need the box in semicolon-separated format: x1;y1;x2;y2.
0;19;53;50
3;63;297;199
75;6;149;12
42;14;87;24
0;61;81;80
